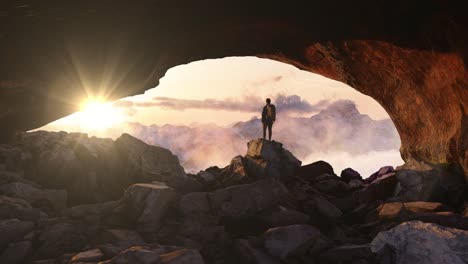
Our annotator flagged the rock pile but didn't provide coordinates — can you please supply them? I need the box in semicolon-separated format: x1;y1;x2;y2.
0;132;466;264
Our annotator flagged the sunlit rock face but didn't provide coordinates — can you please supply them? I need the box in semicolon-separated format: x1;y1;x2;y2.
0;1;466;178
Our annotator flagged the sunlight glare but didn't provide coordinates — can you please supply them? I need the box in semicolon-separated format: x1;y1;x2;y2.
77;97;122;130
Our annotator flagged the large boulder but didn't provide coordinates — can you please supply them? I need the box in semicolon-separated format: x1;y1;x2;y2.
244;139;301;181
0;195;44;221
256;206;310;228
123;182;178;233
219;155;251;187
354;173;397;204
0;241;32;264
235;239;280;264
295;160;335;182
209;179;288;219
371;221;468;264
0;182;67;212
340;168;362;183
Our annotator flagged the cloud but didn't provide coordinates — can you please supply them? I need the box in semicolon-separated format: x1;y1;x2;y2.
113;94;330;115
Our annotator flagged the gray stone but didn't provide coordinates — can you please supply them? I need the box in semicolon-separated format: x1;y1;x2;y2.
0;195;43;221
0;241;33;264
257;206;310;227
0;219;34;250
371;221;468;264
209;179;288;219
124;183;178;232
261;224;321;260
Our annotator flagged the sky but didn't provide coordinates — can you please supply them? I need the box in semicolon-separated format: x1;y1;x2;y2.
38;57;403;176
41;57;390;129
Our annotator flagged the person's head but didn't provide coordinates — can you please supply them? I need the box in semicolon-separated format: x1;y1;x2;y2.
266;98;271;105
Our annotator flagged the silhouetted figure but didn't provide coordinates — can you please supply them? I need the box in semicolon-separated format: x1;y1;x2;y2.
262;98;276;141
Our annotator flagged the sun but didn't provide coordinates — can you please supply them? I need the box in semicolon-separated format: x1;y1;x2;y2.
77;97;122;130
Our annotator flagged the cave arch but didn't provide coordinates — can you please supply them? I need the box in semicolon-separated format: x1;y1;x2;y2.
0;1;466;178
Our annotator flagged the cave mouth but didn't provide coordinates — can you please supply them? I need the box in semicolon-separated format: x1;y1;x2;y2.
37;57;403;177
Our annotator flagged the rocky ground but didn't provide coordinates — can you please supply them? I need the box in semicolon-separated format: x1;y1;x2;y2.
0;131;466;264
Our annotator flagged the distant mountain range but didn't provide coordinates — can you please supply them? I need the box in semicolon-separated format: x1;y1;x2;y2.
121;100;400;174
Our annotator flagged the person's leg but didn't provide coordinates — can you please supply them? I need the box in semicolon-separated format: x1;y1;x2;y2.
262;122;267;140
268;122;273;141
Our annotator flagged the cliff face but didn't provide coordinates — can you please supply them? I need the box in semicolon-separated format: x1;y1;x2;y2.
0;1;466;177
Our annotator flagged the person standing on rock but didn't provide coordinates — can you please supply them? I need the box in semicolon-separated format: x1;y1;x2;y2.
262;98;276;141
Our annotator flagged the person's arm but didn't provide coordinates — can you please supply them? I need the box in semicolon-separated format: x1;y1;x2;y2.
261;106;266;122
273;105;276;121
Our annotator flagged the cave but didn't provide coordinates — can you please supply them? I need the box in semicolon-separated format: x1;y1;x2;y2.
1;1;466;180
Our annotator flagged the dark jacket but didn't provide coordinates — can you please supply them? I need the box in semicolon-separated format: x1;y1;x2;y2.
262;104;276;123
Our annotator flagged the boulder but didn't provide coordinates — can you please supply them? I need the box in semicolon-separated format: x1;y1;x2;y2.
115;133;188;189
257;206;310;227
295;160;335;182
0;219;34;250
69;249;103;263
341;168;362;183
313;176;351;196
307;196;343;220
220;155;251;187
101;245;204;264
371;221;468;264
235;239;280;264
209;179;288;219
123;183;178;233
93;229;145;254
354;173;397;204
62;200;119;219
365;166;394;184
0;195;44;221
245;139;301;181
0;182;67;212
261;225;321;260
0;241;32;264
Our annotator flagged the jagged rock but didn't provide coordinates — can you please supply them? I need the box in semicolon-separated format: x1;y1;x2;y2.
235;239;280;264
69;249;103;263
341;168;362;183
0;219;34;250
261;225;321;260
313;175;351;196
371;221;468;264
403;201;444;214
123;183;178;233
219;155;251;187
209;179;288;219
257;206;310;227
93;229;145;255
196;170;217;185
0;182;67;212
319;244;372;263
115;133;188;189
0;241;33;264
354;173;397;204
244;139;301;181
101;245;204;264
295;160;335;182
0;195;44;221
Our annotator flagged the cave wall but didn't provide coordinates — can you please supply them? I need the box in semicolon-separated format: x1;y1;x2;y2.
0;1;467;178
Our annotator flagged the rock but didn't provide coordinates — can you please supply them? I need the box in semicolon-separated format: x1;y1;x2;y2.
349;179;365;189
393;168;465;203
365;166;394;184
220;155;250;187
235;239;280;264
403;201;444;214
0;195;44;221
0;241;33;264
354;173;397;204
261;225;321;260
0;219;34;250
313;176;351;196
295;160;335;182
93;229;145;251
209;179;288;219
245;139;301;181
33;219;91;259
377;202;404;220
0;182;67;212
306;196;342;220
62;200;119;219
341;168;362;183
319;244;372;263
371;221;468;264
123;183;178;232
69;249;103;263
101;245;204;264
179;192;211;216
115;133;188;189
257;206;310;227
